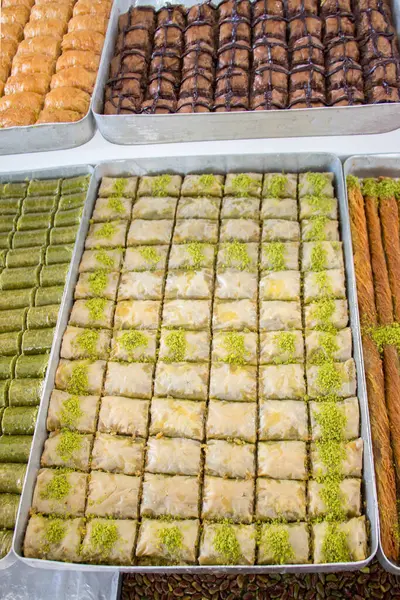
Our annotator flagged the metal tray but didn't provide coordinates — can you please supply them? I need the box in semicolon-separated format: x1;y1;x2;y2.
344;153;400;576
13;153;378;574
92;0;400;144
0;1;118;157
0;164;95;569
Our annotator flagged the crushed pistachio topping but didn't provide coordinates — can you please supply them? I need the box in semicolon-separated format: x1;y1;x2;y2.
316;362;342;394
66;362;89;396
316;440;346;480
88;269;108;296
140;246;160;266
264;242;285;271
213;523;241;564
56;429;83;462
198;174;216;189
107;196;124;214
165;329;186;362
267;174;287;198
119;330;148;355
310;332;339;365
94;222;116;240
152;174;172;197
306;172;329;195
95;249;115;268
222;331;248;365
158;525;183;555
60;395;83;428
224;240;251;270
262;525;295;565
187;242;205;270
41;472;70;500
315;271;333;296
85;297;107;321
322;523;350;563
231;174;255;197
90;521;119;557
346;175;360;191
305;216;329;242
369;322;400;352
320;476;345;521
315;401;346;442
362;178;378;198
305;195;335;215
74;329;99;358
273;331;296;360
45;518;66;546
311;243;327;271
312;297;336;331
112;178;127;196
378;178;398;199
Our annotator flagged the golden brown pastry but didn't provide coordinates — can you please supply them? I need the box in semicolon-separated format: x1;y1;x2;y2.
0;6;31;26
3;0;35;8
0;106;37;127
1;23;24;43
379;184;400;322
0;82;4;96
30;3;73;22
61;31;105;54
50;66;96;94
12;54;55;76
44;86;90;113
24;19;67;40
0;91;43;114
1;39;18;62
73;0;111;17
4;73;51;95
36;107;83;122
56;50;100;73
35;0;74;5
16;36;61;58
67;15;108;35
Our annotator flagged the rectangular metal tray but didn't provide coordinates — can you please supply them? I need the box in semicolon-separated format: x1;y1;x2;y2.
344;153;400;576
0;163;95;569
13;152;378;574
0;1;118;157
92;0;400;144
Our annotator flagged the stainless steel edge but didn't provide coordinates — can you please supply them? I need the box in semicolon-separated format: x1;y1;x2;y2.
0;0;118;156
343;152;400;576
13;153;378;574
0;163;95;569
92;0;400;144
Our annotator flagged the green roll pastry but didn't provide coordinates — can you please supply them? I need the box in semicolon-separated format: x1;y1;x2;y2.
6;247;44;268
27;305;59;329
0;381;9;408
50;225;79;245
0;250;6;268
35;286;64;306
15;354;49;379
4;182;28;197
0;288;35;310
61;175;90;195
28;179;61;197
0;530;13;558
0;232;13;250
46;244;74;265
9;378;43;406
17;213;52;231
0;266;40;290
40;263;69;287
0;216;17;233
59;192;86;211
0;493;20;528
0;435;32;462
12;230;48;249
0;332;22;356
0;197;22;215
22;328;55;355
23;195;58;214
2;407;38;435
0;464;26;493
0;357;16;380
0;308;26;333
0;408;3;433
54;207;83;227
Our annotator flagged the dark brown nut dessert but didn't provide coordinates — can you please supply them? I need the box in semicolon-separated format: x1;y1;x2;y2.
253;64;289;92
185;23;215;48
110;51;148;78
218;42;251;70
251;88;287;108
324;15;355;44
327;86;365;104
182;46;215;72
253;0;284;19
150;50;181;77
290;64;325;91
253;17;287;41
154;25;185;51
366;84;400;102
104;94;143;114
177;97;212;111
320;0;352;15
253;38;289;67
214;94;249;110
105;74;143;98
157;5;186;29
286;0;318;17
357;10;395;40
117;28;153;54
364;58;400;87
358;34;399;65
219;21;251;45
141;97;177;113
218;0;252;22
118;6;156;33
289;86;326;106
180;71;214;97
326;36;361;65
290;35;324;66
215;67;249;95
187;3;217;24
147;73;179;99
326;60;364;89
289;16;322;43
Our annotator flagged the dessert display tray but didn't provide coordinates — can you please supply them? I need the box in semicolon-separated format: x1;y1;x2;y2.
343;152;400;578
0;164;95;568
13;152;378;574
92;0;400;144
